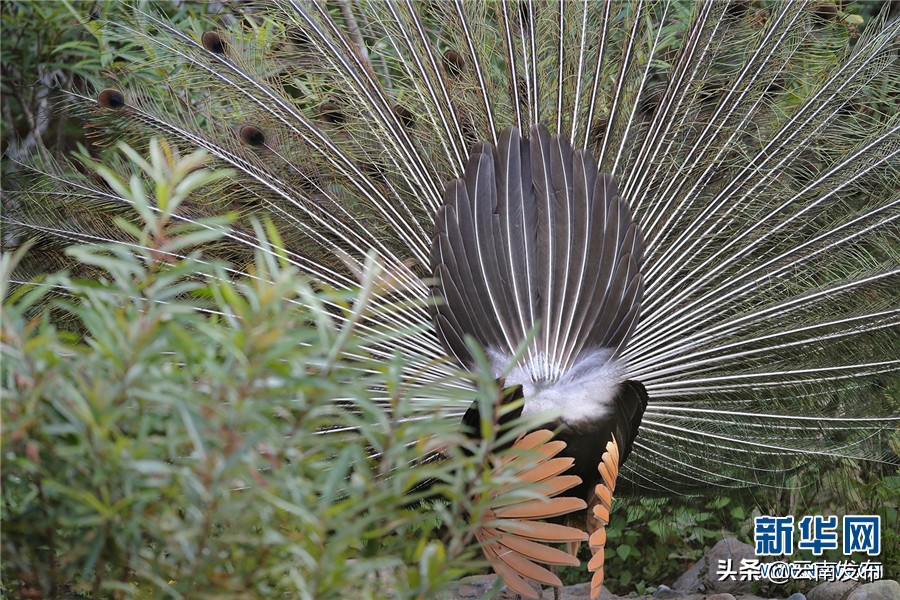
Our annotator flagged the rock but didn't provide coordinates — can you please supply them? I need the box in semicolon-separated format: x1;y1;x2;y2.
671;537;756;595
556;581;613;599
558;581;592;598
654;584;685;598
543;582;635;600
808;581;861;600
437;576;660;600
437;574;501;599
442;562;887;600
847;580;900;600
454;583;480;598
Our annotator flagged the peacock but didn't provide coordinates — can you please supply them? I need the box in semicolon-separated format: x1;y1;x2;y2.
4;1;899;597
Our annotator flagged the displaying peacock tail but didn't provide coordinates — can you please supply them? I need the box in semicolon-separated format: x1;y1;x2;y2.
4;1;899;596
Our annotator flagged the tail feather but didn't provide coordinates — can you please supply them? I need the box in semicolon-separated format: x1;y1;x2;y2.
496;126;540;365
431;125;645;382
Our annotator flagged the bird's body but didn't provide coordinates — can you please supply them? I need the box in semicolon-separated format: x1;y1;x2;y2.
543;378;648;507
429;123;650;594
5;1;900;597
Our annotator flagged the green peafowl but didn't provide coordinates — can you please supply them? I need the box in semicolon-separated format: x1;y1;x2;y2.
4;1;900;597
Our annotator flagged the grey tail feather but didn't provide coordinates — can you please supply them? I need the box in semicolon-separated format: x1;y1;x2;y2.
430;124;644;382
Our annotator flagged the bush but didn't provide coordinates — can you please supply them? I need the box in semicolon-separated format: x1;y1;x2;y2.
0;140;541;599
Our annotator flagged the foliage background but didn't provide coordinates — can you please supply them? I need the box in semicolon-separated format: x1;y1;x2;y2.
2;1;898;598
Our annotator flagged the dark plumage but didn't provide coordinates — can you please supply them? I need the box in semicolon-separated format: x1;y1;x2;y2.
431;125;647;595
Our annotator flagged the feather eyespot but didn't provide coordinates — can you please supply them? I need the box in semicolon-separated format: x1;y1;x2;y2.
320;101;345;125
393;105;414;129
97;88;125;110
725;0;751;18
442;49;466;77
286;26;310;50
813;1;838;22
239;125;266;147
202;31;227;55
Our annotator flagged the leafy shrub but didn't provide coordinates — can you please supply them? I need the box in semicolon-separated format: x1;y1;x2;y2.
0;141;540;599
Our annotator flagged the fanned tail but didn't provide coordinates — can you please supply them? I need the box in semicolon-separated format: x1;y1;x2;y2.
4;0;898;492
